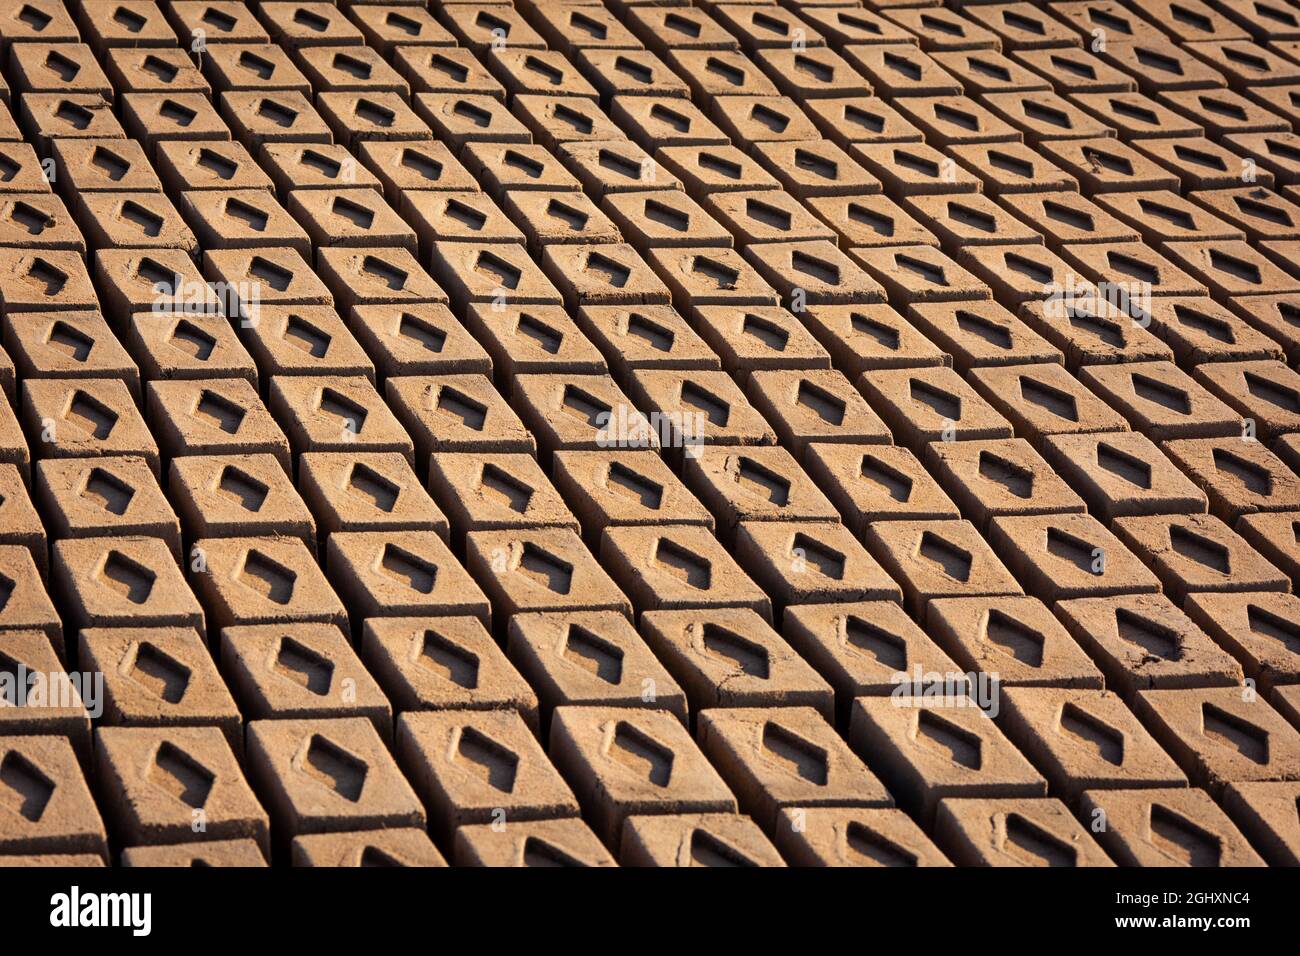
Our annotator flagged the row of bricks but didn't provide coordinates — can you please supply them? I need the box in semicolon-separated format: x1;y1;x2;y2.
3;680;1299;864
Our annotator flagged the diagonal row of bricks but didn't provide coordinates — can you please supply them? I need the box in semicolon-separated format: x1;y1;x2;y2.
0;0;1299;868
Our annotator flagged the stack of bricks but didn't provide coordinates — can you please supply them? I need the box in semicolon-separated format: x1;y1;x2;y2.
0;0;1298;869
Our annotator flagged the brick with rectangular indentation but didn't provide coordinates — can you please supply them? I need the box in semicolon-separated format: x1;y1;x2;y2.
169;452;314;550
502;190;623;257
0;546;62;655
4;311;139;400
1017;295;1175;370
124;311;258;387
347;303;492;382
627;368;777;453
147;378;290;472
0;249;98;315
429;451;576;541
386;373;534;466
774;806;952;867
551;449;714;542
1184;591;1300;694
934;797;1114;866
187;535;346;631
268;374;415;464
0;631;89;751
734;519;902;608
1035;137;1182;194
1041;431;1210;520
905;301;1061;372
923;437;1087;531
36;455;179;558
1192;360;1300;442
848;245;990;305
1163;436;1300;522
1082;787;1265;866
1079;360;1241;441
298;451;443;543
23;377;159;475
859;366;1014;450
682;444;840;541
0;737;103;858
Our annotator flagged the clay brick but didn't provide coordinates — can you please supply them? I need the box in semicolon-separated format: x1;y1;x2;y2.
961;244;1097;309
460;305;603;385
166;1;270;44
120;92;232;158
600;190;728;251
3;311;137;399
620;812;784;866
849;697;1046;824
660;49;778;106
1236;508;1300;585
803;96;926;150
512;374;652;460
219;90;331;151
1160;239;1300;303
1136;135;1272;193
257;1;364;49
573;304;720;382
77;0;177;50
299;451;434;540
849;245;990;306
0;736;105;858
947;142;1079;197
858;366;1014;450
0;465;44;575
0;546;61;654
36;455;179;558
1133;687;1300;795
734;519;902;608
924;436;1086;530
1081;787;1265;867
0;631;90;752
902;194;1043;253
930;49;1054;95
1183;39;1300;92
429;451;576;540
410;92;530;152
358;142;478;207
506;609;688;728
681;443;839;539
290;828;447;867
362;615;537;727
248;716;422;846
386;373;534;464
742;240;887;310
426;241;558;310
203;248;332;324
551;449;714;541
0;392;28;482
396;708;577;844
151;141;271;198
74;190;197;257
11;43;114;101
654;143;780;198
486;48;597;103
904;301;1061;373
147;377;289;470
799;301;947;374
501;190;622;256
626;6;739;56
201;43;312;95
1159;87;1291;140
167;452;313;550
996;191;1141;254
744;369;890;458
751;140;883;202
1165;436;1300;522
1043;432;1207;523
267;374;412;465
0;143;57;194
95;249;213;325
347;303;492;381
839;43;962;98
257;144;378;202
992;512;1160;603
1139;297;1284;369
895;96;1023;149
0;249;98;314
188;534;346;631
926;593;1105;690
696;191;826;250
452;817;616;866
610;94;728;152
601;524;770;617
1079;360;1239;441
0;193;81;255
0;1;79;49
79;626;240;749
880;5;1000;50
393;45;505;100
23;377;159;475
235;306;371;384
806;442;960;533
557;139;679;199
1116;0;1248;44
980;91;1117;146
105;47;206;99
1189;360;1300;443
627;368;778;453
467;527;631;620
317;91;433;150
123;311;257;387
1188;186;1300;245
1184;592;1300;693
317;246;448;315
348;4;455;56
864;518;1023;617
642;246;778;310
123;838;268;867
1223;780;1300;865
774;806;952;866
1276;683;1300;729
542;242;672;309
287;187;417;257
934;797;1114;866
1018;295;1174;370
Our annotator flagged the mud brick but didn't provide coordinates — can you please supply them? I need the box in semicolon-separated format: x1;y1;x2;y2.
435;454;575;541
1083;787;1264;866
1222;780;1300;865
1236;508;1300;586
316;246;447;315
926;594;1106;690
807;443;960;535
753;141;884;202
436;5;546;56
408;93;528;153
104;47;209;97
36;455;179;559
981;94;1118;149
792;4;909;46
290;829;444;867
638;248;773;310
619;812;783;866
1243;82;1300;123
532;1;644;55
859;365;1014;450
1135;687;1300;794
119;93;230;158
803;98;926;154
1089;192;1244;250
267;374;410;464
929;50;1052;97
0;545;61;652
1185;39;1300;91
73;191;195;257
625;6;738;56
936;796;1114;866
760;377;907;467
0;350;12;406
392;46;503;103
53;536;204;639
238;306;371;384
78;625;238;750
864;518;1023;617
809;202;937;261
0;193;82;255
962;244;1097;308
347;4;454;56
744;241;885;309
629;367;778;453
386;373;533;464
653;144;780;199
287;187;416;256
0;736;105;858
836;44;960;99
1188;187;1300;245
906;301;1061;373
1241;640;1299;733
573;305;719;383
660;49;778;107
1030;138;1176;197
296;452;435;542
202;43;312;96
997;193;1141;255
453;816;615;865
4;311;138;399
1165;436;1300;522
1095;40;1227;97
132;242;246;318
1049;0;1154;41
1005;687;1189;801
11;43;113;101
398;708;576;845
460;138;582;200
1124;0;1251;42
709;192;837;250
690;307;827;379
1136;138;1270;194
325;530;487;628
1160;88;1291;140
580;48;695;106
315;92;431;151
349;305;489;383
736;518;903;608
551;448;714;543
124;311;258;387
709;5;822;51
902;196;1040;256
1192;360;1300;442
1226;293;1300;364
0;1;79;49
749;48;870;102
851;247;992;309
894;96;1023;149
1075;361;1237;442
0;631;88;752
467;526;632;621
611;95;728;151
258;145;379;202
151;141;270;198
23;378;158;476
924;436;1086;531
164;1;269;44
882;5;1002;50
952;146;1075;203
147;378;289;470
293;47;408;99
849;697;1045;824
514;373;650;458
598;190;726;252
254;1;363;50
189;535;346;633
681;443;839;539
501;191;624;260
1042;431;1209;521
0;393;28;482
0;101;22;144
553;143;672;203
1018;296;1174;370
219;91;331;151
1276;683;1300;729
964;2;1079;49
1229;133;1300;190
544;243;673;310
1164;241;1300;303
484;48;598;105
506;609;687;728
0;466;43;576
0;249;98;314
469;306;603;386
607;524;773;617
799;304;943;377
78;0;179;50
991;512;1159;603
169;452;314;548
777;806;954;866
134;838;260;866
0;143;55;194
424;242;553;310
852;144;982;204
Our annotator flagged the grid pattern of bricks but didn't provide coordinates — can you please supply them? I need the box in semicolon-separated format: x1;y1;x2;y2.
0;0;1299;869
